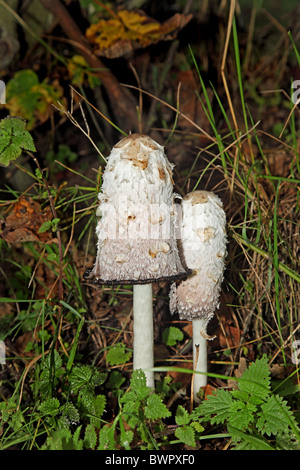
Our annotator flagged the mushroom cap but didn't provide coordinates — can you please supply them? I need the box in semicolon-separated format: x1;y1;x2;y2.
169;190;227;326
84;133;189;285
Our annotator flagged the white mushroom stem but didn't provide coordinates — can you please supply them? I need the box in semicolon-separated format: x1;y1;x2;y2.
192;319;208;401
133;284;154;389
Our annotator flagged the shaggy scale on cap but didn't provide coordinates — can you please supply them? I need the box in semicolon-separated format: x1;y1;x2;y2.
169;190;227;335
84;133;189;285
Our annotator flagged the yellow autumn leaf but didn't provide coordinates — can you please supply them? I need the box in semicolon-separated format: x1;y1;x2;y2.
85;9;192;58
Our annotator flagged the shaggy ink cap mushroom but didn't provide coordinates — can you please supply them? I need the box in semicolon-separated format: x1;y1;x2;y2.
169;190;227;337
84;133;189;285
169;190;227;399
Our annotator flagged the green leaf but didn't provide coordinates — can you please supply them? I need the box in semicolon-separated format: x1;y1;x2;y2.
39;350;64;398
69;365;92;393
43;349;63;371
162;326;184;346
228;425;274;450
93;394;107;422
5;69;62;130
84;424;97;449
107;370;126;390
106;342;132;366
62;402;80;425
0;117;36;166
175;425;196;447
175;405;190;426
238;355;271;400
98;425;116;450
128;369;150;401
38;397;60;416
119;429;134;449
190;421;205;433
197;388;233;424
39;220;52;233
256;394;298;437
228;400;257;430
121;394;140;428
42;428;84;450
69;364;106;393
144;393;171;420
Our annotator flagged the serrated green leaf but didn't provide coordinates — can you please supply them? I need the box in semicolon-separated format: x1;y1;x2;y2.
39;351;64;398
121;395;140;428
0;116;36;166
175;405;190;426
106;342;132;366
38;397;60;415
98;425;116;450
42;428;84;450
120;429;134;449
69;364;95;393
197;388;233;424
129;369;151;400
256;394;297;437
190;421;205;433
94;394;106;420
43;349;63;370
84;424;97;449
175;425;196;447
228;400;257;430
77;387;95;412
238;355;271;400
145;393;171;420
62;402;80;425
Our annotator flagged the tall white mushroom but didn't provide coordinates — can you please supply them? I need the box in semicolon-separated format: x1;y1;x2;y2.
169;190;227;401
84;133;189;388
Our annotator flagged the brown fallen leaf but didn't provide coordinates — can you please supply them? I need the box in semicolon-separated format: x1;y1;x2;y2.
167;360;192;388
86;9;192;58
1;196;53;243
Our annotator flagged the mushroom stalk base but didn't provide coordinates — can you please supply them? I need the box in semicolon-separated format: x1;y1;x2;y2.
133;284;154;389
192;319;207;402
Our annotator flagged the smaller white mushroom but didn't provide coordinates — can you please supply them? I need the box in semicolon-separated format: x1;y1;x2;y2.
169;190;227;401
